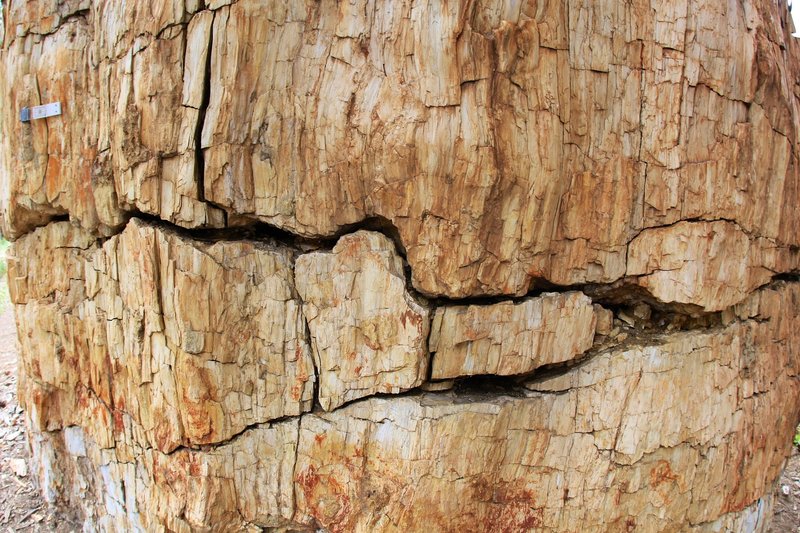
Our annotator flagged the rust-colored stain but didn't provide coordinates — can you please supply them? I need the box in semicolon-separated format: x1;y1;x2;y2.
77;146;97;210
466;476;543;532
44;155;63;201
649;460;680;507
614;480;630;506
112;409;124;433
649;460;678;488
296;465;354;533
399;309;422;329
290;382;303;401
464;323;483;341
154;421;177;453
184;400;215;442
188;454;202;477
75;388;89;409
363;335;382;351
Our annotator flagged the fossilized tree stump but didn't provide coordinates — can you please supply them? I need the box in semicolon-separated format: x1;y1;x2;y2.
2;0;800;531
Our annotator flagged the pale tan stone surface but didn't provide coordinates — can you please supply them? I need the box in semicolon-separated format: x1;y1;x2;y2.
15;277;800;531
0;12;122;240
3;0;799;300
0;0;222;240
10;220;314;453
193;0;800;299
105;7;224;229
429;291;599;379
627;220;800;312
3;1;800;531
296;231;429;411
293;283;800;532
26;418;302;531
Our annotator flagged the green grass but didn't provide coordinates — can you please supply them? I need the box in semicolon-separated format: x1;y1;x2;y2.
0;237;9;276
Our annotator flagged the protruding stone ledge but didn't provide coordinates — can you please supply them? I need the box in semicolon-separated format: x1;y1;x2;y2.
627;220;800;312
296;230;430;411
429;291;606;380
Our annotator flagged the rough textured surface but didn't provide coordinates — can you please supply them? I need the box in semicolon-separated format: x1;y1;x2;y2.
11;220;314;453
296;231;429;411
626;220;799;312
2;0;799;304
429;291;601;379
15;281;800;531
297;285;798;531
3;0;800;531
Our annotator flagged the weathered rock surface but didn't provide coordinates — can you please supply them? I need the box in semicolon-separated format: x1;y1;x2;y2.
296;231;429;410
16;281;800;531
3;0;799;304
627;220;800;312
429;291;602;379
3;0;800;531
11;219;314;453
297;282;799;531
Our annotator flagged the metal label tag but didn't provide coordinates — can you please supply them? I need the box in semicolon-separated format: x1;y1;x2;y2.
20;101;62;122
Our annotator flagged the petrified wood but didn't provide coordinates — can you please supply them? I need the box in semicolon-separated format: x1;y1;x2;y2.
2;0;800;531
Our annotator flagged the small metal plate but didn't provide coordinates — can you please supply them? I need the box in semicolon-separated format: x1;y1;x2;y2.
30;102;62;120
20;102;62;122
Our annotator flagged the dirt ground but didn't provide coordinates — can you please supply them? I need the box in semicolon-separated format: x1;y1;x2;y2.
770;449;800;532
0;308;799;531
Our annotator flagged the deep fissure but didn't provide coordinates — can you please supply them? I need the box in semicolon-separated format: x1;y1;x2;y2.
193;12;213;204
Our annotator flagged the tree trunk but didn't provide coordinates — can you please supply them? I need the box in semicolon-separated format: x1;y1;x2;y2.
2;0;800;530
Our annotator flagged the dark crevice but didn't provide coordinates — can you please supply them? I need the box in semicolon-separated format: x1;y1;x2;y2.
583;279;725;325
773;272;800;283
438;326;664;396
49;214;72;224
520;322;727;393
628;214;800;253
450;374;529;397
118;213;412;263
166;412;301;456
193;12;214;204
424;309;437;383
421;276;721;326
308;381;519;415
14;206;800;329
325;214;408;257
424;276;570;309
300;315;323;413
114;211;311;249
4;7;90;47
155;21;186;41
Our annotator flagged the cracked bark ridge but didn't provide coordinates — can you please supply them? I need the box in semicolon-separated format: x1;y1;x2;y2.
627;220;799;312
296;231;430;411
3;0;800;531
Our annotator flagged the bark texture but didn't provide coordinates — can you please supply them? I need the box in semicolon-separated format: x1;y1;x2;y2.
2;0;800;531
